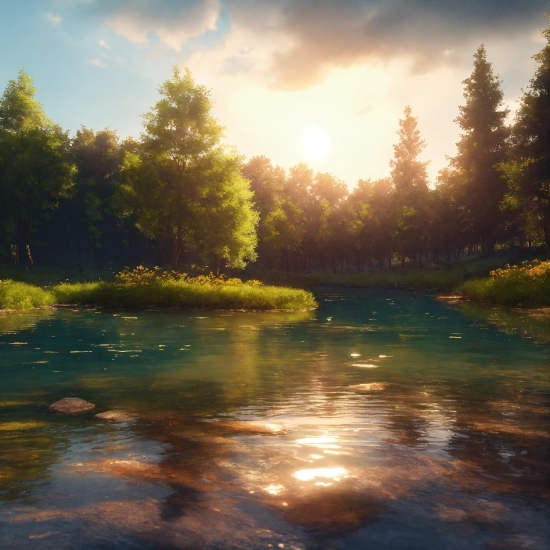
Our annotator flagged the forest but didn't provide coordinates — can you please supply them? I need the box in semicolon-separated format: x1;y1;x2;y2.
0;20;548;276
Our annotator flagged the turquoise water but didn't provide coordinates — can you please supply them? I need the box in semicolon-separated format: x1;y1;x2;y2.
0;289;548;549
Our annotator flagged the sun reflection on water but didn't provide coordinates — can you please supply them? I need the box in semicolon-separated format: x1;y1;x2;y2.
293;467;347;482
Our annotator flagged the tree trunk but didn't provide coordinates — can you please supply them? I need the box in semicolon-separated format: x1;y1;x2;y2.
25;217;33;269
77;241;82;272
172;226;183;271
157;235;165;266
25;245;34;269
13;216;19;266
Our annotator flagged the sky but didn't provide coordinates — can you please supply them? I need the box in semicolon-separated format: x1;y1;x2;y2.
1;0;548;188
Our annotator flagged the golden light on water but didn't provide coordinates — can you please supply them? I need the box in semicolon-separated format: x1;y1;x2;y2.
293;467;347;482
295;436;341;449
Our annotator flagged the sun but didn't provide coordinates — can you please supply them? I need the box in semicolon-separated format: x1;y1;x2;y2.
300;126;331;162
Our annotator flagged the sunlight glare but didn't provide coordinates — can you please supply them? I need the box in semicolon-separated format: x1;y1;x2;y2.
294;467;347;482
300;126;331;162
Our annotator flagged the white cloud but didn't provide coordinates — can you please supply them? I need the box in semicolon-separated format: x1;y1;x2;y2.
89;59;106;68
99;39;110;49
46;12;62;25
104;0;221;51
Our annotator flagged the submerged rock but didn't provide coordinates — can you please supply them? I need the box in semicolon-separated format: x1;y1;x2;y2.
48;397;95;415
95;410;139;423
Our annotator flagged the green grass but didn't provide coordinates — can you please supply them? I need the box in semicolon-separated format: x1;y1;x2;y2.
51;280;316;310
256;257;513;291
456;260;550;307
457;277;550;307
0;278;316;311
0;281;56;310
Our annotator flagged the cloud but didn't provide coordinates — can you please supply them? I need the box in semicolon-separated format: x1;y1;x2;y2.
85;0;222;51
46;12;62;25
78;0;548;88
99;39;110;49
222;55;254;75
227;0;549;89
89;59;106;68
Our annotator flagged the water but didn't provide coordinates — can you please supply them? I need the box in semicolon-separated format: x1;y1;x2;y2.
0;289;548;549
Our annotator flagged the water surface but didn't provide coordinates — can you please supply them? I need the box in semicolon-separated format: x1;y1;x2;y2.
1;289;548;549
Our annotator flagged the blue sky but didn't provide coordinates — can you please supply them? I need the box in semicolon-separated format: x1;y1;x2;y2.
1;1;548;186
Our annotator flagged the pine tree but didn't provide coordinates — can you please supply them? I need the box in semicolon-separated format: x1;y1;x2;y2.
502;17;550;250
452;45;509;255
390;106;430;265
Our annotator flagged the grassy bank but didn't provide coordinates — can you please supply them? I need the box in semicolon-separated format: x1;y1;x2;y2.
457;260;550;307
0;268;316;311
52;280;316;310
256;256;511;291
0;281;55;310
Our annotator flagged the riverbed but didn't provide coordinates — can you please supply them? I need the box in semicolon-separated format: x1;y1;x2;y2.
1;289;548;549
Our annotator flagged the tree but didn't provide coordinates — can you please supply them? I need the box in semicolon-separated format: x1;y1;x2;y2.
349;178;395;270
390;106;431;265
117;67;258;270
451;45;509;255
501;17;550;251
65;127;126;269
0;70;75;267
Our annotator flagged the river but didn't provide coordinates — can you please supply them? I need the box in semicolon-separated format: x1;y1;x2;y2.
0;289;548;549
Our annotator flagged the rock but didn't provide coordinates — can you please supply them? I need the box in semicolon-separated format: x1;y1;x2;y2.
48;397;95;415
95;410;139;423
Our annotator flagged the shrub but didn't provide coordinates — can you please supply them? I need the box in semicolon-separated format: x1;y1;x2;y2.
457;260;550;306
0;280;55;310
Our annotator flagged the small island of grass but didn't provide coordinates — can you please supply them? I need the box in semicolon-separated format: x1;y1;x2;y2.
0;267;317;312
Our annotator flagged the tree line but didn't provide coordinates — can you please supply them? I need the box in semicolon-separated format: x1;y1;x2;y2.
0;19;548;273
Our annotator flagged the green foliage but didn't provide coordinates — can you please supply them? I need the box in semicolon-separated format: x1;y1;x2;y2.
0;70;46;132
0;70;75;267
0;280;55;310
458;259;550;306
114;265;263;287
450;45;509;254
257;255;512;290
500;16;550;251
52;279;315;310
117;67;258;271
